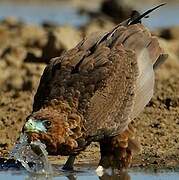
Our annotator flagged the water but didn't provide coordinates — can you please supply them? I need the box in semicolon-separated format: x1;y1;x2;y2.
0;3;89;27
10;133;53;174
141;5;179;29
0;166;178;180
0;3;178;28
6;133;179;179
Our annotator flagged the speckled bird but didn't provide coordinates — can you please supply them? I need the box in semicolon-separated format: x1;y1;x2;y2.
23;4;168;170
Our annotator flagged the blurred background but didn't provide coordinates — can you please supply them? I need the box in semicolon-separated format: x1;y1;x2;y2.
0;0;178;169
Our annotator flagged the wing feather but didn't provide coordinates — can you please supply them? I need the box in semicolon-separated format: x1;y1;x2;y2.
33;23;167;138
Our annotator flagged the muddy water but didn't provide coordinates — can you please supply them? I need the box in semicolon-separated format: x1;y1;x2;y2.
0;166;179;180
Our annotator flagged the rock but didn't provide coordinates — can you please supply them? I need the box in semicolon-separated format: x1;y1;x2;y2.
100;0;133;23
159;26;179;40
42;20;58;29
0;61;9;86
24;48;43;63
20;25;47;48
0;25;10;55
2;46;27;68
52;25;82;50
79;0;133;24
6;71;24;91
82;19;115;36
0;16;24;29
42;25;82;63
22;63;45;91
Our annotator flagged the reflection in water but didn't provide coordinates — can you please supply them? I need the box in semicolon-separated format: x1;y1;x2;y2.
0;3;88;26
67;174;77;180
66;174;77;180
24;170;131;180
25;174;52;180
25;173;54;180
99;171;130;180
7;132;131;179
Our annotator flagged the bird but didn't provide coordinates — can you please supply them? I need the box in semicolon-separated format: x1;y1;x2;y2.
22;4;168;171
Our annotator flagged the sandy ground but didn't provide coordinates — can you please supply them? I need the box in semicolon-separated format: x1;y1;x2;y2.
0;2;178;169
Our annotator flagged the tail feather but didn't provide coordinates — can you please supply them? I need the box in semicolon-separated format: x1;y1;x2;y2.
128;3;166;25
88;4;166;53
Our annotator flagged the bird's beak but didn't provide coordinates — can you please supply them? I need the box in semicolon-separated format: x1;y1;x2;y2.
24;118;47;133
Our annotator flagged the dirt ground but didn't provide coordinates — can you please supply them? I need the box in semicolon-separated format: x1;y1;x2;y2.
0;3;179;169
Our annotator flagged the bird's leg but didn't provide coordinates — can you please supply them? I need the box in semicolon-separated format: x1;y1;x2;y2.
98;123;140;170
62;155;76;171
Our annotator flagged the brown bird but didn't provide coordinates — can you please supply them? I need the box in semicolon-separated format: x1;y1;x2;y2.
23;4;168;170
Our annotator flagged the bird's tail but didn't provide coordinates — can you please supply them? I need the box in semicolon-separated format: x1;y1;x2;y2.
127;3;166;25
89;4;166;53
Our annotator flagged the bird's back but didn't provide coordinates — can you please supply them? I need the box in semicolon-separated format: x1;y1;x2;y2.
33;8;167;139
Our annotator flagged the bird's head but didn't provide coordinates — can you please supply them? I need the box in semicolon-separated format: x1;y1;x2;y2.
23;106;81;155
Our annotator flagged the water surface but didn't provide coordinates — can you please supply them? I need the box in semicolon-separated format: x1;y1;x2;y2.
0;3;89;26
0;166;178;180
0;3;178;29
142;5;179;29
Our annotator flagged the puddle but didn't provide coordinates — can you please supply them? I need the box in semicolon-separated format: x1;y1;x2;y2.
0;164;178;180
6;133;179;179
0;159;179;179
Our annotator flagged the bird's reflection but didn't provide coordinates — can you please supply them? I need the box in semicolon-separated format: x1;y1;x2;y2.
0;158;131;180
25;170;130;180
99;171;130;180
67;174;77;180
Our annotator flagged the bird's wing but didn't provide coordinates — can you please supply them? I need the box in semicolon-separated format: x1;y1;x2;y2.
32;32;103;112
32;56;62;112
33;5;167;138
83;23;167;137
33;4;167;113
127;31;168;120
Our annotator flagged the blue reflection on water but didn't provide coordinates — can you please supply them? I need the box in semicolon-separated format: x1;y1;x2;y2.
0;169;179;180
0;3;178;29
0;3;89;27
142;5;179;29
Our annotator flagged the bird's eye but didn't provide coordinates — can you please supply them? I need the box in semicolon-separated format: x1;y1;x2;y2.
43;120;52;129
